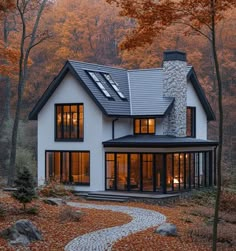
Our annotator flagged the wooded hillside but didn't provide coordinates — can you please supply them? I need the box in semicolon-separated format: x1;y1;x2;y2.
0;0;235;184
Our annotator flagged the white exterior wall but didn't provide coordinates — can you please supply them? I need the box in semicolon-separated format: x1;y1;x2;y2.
38;73;104;191
187;80;207;139
102;117;132;141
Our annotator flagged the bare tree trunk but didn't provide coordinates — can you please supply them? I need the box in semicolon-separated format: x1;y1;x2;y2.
8;0;48;186
211;0;223;250
0;15;12;134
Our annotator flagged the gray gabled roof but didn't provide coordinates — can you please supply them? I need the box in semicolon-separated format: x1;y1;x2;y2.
128;69;174;116
187;66;215;120
29;60;215;121
69;60;131;116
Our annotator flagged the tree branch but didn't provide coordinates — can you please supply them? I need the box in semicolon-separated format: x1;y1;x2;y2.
174;21;212;41
28;34;50;51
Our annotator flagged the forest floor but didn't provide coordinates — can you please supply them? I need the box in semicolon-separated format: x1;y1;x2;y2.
0;188;235;251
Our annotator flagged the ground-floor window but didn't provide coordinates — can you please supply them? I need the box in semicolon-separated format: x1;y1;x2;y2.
45;151;90;185
105;151;213;193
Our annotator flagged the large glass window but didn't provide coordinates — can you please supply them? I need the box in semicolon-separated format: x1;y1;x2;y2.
46;151;90;185
105;151;213;193
134;118;155;134
186;107;196;137
56;104;84;140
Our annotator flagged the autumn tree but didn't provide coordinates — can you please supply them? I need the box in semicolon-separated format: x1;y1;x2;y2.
107;0;236;250
0;1;18;130
8;0;50;186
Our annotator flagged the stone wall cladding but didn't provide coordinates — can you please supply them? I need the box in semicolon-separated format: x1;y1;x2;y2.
163;60;187;137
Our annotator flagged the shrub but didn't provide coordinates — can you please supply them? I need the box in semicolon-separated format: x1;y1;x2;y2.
12;168;36;211
189;223;236;248
39;180;71;197
190;189;216;206
58;206;82;222
26;206;39;215
0;203;5;218
220;191;236;213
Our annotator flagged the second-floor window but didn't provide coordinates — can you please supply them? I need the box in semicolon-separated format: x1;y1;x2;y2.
56;104;84;140
134;118;155;134
186;107;196;137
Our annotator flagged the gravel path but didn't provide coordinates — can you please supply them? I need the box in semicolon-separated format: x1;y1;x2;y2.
65;202;166;251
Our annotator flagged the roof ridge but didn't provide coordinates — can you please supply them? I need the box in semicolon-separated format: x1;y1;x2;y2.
128;67;163;72
68;60;127;71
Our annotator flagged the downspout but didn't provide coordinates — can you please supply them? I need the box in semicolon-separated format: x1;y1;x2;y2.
112;118;118;140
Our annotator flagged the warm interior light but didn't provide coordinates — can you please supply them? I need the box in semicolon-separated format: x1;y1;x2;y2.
57;113;61;123
173;178;179;184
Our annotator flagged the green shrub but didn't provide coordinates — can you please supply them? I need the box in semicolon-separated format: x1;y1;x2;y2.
26;206;39;215
12;168;36;211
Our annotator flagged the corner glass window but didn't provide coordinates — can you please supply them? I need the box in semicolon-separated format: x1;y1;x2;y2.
56;104;84;140
134;118;155;134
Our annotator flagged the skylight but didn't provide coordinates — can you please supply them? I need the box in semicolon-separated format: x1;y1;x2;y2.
102;73;126;99
87;71;112;98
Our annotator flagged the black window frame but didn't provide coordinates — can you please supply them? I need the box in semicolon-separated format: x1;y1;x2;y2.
55;103;84;141
45;150;90;186
133;118;156;135
186;106;196;137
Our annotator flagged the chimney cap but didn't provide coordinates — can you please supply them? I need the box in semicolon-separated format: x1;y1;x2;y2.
163;50;186;62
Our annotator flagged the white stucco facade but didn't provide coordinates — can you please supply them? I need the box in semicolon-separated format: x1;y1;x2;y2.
36;65;212;192
187;80;207;139
38;73;106;191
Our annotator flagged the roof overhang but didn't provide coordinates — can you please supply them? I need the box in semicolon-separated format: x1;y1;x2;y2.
103;135;218;148
187;67;216;121
29;61;109;120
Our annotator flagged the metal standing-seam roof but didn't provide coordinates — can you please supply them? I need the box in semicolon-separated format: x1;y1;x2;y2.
128;68;174;116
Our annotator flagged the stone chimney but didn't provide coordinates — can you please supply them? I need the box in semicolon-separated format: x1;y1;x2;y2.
162;51;187;137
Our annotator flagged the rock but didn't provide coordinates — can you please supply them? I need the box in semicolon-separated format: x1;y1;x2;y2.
43;197;66;206
155;223;177;236
0;219;42;246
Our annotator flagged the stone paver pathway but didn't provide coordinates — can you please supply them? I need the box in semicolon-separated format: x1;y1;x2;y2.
65;202;166;251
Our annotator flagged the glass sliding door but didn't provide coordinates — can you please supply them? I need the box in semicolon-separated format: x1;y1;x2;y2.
130;154;140;191
116;154;128;190
185;153;190;189
173;154;180;191
106;153;115;190
166;154;173;192
155;154;163;192
142;154;153;192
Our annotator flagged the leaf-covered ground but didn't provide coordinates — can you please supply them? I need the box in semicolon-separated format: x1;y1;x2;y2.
0;190;235;251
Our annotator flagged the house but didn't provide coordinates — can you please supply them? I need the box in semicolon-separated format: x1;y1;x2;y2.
29;51;218;194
